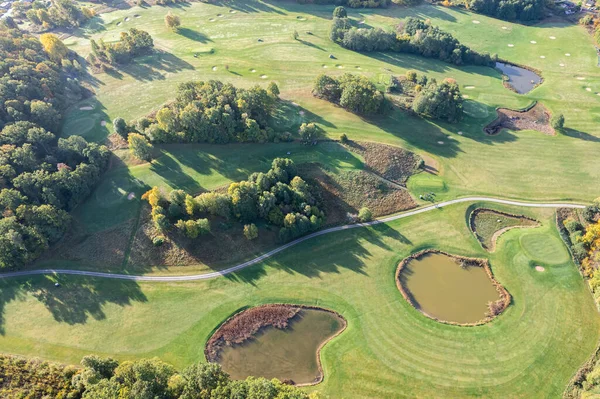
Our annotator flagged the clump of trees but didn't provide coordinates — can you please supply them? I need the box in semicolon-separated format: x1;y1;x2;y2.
285;0;393;7
23;0;94;31
331;12;496;67
119;80;290;144
88;28;154;66
313;74;384;115
143;158;324;243
580;14;600;44
412;78;463;122
467;0;545;22
0;28;109;270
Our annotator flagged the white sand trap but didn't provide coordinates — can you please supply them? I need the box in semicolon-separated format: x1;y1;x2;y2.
291;102;300;107
530;40;536;44
355;66;361;69
502;26;508;30
507;44;514;47
577;76;585;80
597;93;600;96
359;20;365;24
540;56;545;59
100;121;107;127
250;69;256;73
336;65;344;69
125;17;130;21
260;75;268;79
209;18;216;22
586;87;592;92
134;15;141;18
472;20;480;24
458;131;463;135
127;192;135;200
565;53;571;56
559;63;565;67
465;86;475;89
79;106;93;111
230;10;236;13
535;266;545;272
437;141;444;145
322;65;328;68
217;14;223;17
212;66;218;71
116;22;122;26
549;36;556;39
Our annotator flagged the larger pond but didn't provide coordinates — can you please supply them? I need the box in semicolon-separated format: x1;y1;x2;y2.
496;62;542;94
215;308;344;384
399;253;501;324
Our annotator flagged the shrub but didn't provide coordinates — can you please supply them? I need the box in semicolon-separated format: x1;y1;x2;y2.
152;236;165;246
165;11;181;32
406;70;417;82
550;113;565;131
128;133;154;161
564;219;583;234
243;223;259;240
358;207;373;222
333;6;347;17
340;133;349;143
299;122;320;142
113;117;128;138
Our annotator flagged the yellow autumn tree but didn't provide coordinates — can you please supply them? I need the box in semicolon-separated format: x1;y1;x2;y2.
141;186;162;208
40;33;69;61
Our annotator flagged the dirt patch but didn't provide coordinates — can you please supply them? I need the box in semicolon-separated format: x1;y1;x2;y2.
484;102;555;136
396;249;511;327
204;304;347;386
469;208;539;251
344;141;422;185
300;164;417;226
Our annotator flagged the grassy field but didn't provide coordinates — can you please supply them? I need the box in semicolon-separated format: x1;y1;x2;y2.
61;1;600;203
0;202;598;398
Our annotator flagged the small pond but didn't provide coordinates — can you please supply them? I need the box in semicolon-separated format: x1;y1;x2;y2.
216;308;344;384
399;253;501;324
496;62;542;94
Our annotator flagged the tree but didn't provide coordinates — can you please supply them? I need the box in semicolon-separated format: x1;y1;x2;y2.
113;117;128;138
358;207;372;222
292;30;299;40
267;82;280;97
165;11;181;32
40;33;69;61
299;123;320;142
551;113;565;131
244;223;259;240
128;133;153;161
333;6;347;18
412;80;463;122
338;74;383;115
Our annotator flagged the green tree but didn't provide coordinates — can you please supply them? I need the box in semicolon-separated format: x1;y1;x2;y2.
128;133;153;161
113;117;128;138
412;80;463;122
551;113;565;131
333;6;347;18
165;11;181;32
244;223;259;240
358;207;372;222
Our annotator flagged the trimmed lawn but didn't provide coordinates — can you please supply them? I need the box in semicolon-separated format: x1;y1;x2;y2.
0;202;597;397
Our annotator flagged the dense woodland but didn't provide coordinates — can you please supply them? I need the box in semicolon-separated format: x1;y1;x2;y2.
331;11;496;67
0;28;109;270
0;354;320;399
120;80;288;145
14;0;94;31
144;158;325;243
466;0;545;22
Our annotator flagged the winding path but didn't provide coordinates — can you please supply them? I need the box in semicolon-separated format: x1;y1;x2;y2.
0;197;585;282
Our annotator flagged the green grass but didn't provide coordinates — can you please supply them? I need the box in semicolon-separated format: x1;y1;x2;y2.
0;202;597;398
471;209;538;250
60;1;600;202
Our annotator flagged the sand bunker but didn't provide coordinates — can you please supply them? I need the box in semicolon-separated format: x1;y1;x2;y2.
549;36;556;39
540;56;545;59
586;88;592;92
322;65;328;68
79;106;93;111
336;65;343;69
359;20;365;24
134;14;141;18
502;26;508;30
116;22;122;26
212;66;218;71
472;20;480;24
217;13;223;17
458;131;463;135
250;69;256;73
530;40;537;44
484;102;554;136
127;192;135;200
125;17;130;21
100;121;107;127
535;266;545;272
229;10;236;13
565;53;571;56
559;63;565;67
465;85;475;89
209;18;216;22
577;76;585;80
355;66;361;69
507;44;514;47
260;74;268;79
462;94;470;99
296;16;307;21
437;141;444;145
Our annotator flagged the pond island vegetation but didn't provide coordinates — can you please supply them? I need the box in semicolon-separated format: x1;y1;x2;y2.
0;0;599;397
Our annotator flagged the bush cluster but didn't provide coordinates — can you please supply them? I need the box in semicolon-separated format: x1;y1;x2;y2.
313;74;384;115
21;0;93;31
411;78;463;122
143;158;324;243
467;0;545;22
0;29;109;270
120;80;289;145
88;28;154;66
331;13;496;67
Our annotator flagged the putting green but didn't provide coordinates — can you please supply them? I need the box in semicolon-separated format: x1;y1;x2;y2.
520;232;570;264
463;100;490;119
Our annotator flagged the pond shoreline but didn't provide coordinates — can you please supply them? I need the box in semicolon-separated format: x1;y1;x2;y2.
395;249;512;327
205;304;347;386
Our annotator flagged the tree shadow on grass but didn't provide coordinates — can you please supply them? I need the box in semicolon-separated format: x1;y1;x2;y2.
118;51;194;82
562;128;600;142
211;0;286;14
178;28;213;43
0;275;147;333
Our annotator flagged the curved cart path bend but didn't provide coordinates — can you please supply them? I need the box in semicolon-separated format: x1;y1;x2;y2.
0;197;585;282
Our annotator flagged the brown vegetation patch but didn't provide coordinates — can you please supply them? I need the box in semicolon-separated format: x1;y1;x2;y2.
469;208;539;251
300;164;417;226
204;304;347;386
41;219;134;268
128;206;278;270
484;102;555;136
344;141;422;184
395;249;511;326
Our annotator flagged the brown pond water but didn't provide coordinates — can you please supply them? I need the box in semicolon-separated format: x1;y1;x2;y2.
399;253;500;323
216;308;344;384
